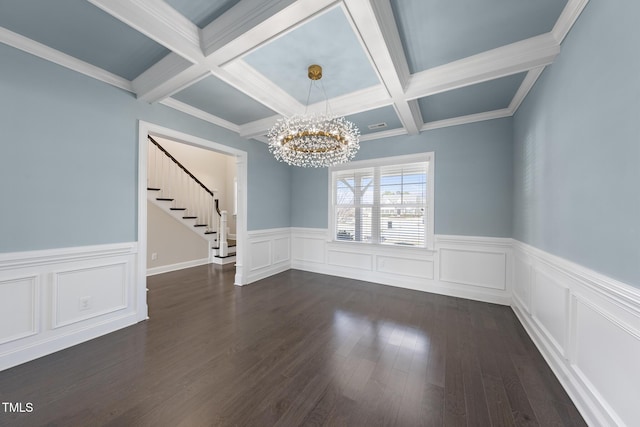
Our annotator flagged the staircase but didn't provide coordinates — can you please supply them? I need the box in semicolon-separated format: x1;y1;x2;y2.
147;136;236;265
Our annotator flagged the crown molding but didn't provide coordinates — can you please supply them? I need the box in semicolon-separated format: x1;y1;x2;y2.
405;33;560;101
508;66;546;113
88;0;203;63
0;27;133;92
160;97;240;133
552;0;589;44
421;109;512;132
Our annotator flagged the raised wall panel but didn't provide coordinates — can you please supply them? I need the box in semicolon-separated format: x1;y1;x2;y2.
573;299;640;427
292;236;325;264
439;249;506;290
531;269;568;355
53;262;128;328
327;250;372;271
514;256;532;313
249;240;271;271
273;237;290;264
0;276;38;344
376;255;433;279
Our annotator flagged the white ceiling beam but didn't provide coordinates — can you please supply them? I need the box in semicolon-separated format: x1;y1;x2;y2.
360;127;407;142
160;98;240;133
136;63;210;103
343;0;422;134
203;0;339;65
238;84;393;138
132;53;194;99
130;0;337;104
552;0;589;44
305;84;392;116
508;66;546;113
88;0;203;64
405;33;560;101
0;26;133;92
421;109;512;132
217;60;303;117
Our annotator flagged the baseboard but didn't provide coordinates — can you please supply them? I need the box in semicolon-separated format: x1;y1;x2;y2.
512;240;640;427
146;257;210;276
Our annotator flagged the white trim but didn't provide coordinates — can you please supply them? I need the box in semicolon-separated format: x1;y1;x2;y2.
343;0;421;134
0;275;39;345
217;60;303;116
508;66;546;112
552;0;590;44
405;33;560;100
359;127;408;142
0;243;138;371
132;53;195;97
51;262;128;329
290;229;512;305
0;242;137;270
512;239;640;427
88;0;204;63
0;27;133;92
146;257;211;276
138;121;249;292
160;97;240;133
421;109;512;132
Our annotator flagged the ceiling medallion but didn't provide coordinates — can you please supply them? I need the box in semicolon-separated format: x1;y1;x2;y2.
267;64;360;168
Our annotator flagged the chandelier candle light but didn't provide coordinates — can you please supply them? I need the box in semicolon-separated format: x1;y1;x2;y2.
268;65;360;167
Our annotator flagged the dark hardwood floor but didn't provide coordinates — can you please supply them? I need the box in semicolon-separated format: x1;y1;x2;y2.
0;266;586;426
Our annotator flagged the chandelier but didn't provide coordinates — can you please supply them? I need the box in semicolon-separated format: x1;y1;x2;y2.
267;65;360;168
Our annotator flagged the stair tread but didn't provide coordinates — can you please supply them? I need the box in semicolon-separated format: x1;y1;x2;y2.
212;245;236;249
204;231;217;235
193;224;207;227
170;208;186;211
214;255;236;259
147;188;161;191
182;216;197;219
156;198;174;201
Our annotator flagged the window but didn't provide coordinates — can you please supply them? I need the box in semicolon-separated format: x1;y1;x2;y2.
330;153;434;248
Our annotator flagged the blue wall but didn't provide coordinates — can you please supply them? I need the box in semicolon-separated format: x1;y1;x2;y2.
513;1;640;287
0;43;291;252
292;118;514;238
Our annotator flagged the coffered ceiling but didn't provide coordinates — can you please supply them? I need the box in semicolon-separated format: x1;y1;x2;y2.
0;0;588;143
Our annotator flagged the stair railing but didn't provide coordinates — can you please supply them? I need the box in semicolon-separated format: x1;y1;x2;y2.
147;137;227;253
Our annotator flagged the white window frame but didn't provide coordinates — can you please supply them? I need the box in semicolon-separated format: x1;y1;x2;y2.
328;152;435;250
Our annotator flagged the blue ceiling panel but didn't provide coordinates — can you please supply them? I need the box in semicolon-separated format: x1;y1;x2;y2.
0;0;169;80
391;0;567;72
419;72;527;123
243;6;380;105
164;0;240;28
344;106;403;136
173;75;276;125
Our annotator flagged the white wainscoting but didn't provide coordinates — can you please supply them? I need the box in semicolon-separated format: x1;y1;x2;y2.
290;228;512;305
512;240;640;427
244;228;291;284
0;242;140;371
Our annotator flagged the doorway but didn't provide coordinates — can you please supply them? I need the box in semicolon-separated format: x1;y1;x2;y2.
136;121;248;321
